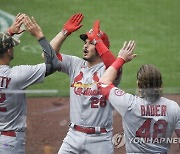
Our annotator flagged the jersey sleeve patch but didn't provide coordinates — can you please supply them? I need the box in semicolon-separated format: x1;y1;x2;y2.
97;82;115;99
114;89;125;96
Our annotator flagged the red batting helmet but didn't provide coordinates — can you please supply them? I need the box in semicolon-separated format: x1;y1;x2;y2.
80;29;110;49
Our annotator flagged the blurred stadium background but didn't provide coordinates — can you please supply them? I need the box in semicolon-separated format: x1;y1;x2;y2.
0;0;179;97
0;1;179;153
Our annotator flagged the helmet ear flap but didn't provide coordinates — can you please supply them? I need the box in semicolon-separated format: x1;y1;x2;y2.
80;30;110;49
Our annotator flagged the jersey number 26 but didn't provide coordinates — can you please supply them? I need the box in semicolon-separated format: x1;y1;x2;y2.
90;96;106;108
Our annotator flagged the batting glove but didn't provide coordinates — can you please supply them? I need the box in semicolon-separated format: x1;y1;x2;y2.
62;13;84;36
86;20;103;45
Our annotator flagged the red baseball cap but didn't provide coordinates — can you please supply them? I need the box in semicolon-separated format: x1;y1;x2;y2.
80;29;110;49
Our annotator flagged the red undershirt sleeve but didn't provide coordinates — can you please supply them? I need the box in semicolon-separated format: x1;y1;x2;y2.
95;42;116;68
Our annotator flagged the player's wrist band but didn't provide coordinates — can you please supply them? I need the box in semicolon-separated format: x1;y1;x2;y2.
111;58;125;71
62;29;70;36
38;37;46;42
92;39;102;45
56;53;62;61
7;28;14;36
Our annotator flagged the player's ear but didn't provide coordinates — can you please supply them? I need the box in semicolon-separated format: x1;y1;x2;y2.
7;48;13;55
6;48;13;60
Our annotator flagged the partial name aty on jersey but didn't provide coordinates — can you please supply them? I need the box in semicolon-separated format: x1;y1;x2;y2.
0;76;11;88
141;105;167;116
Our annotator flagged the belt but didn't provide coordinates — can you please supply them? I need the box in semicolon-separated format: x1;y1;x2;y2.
0;131;16;137
71;124;107;134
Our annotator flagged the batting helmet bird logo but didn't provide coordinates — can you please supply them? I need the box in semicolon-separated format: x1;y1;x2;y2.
80;30;110;49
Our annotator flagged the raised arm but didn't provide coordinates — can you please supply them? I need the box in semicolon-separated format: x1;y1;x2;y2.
49;13;84;60
23;15;61;76
86;20;116;68
100;40;136;84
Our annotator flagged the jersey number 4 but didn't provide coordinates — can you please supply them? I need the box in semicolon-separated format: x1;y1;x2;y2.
0;91;7;112
136;119;168;138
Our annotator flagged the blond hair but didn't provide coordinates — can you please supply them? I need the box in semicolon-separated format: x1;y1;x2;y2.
136;64;162;102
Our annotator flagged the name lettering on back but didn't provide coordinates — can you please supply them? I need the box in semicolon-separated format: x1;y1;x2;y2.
141;105;167;116
0;76;11;88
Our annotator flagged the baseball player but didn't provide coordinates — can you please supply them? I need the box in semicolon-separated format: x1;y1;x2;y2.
98;40;180;153
48;13;121;153
0;14;62;154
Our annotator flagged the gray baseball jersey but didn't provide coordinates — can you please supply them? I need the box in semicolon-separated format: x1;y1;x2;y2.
59;54;120;129
0;64;46;131
105;86;180;153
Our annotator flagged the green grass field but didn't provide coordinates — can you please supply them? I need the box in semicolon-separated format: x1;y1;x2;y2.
0;0;180;96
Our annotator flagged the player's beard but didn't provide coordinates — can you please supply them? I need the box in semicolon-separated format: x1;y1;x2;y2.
10;56;14;60
83;57;91;62
7;48;14;60
83;51;99;62
83;55;98;62
9;52;14;60
9;54;14;60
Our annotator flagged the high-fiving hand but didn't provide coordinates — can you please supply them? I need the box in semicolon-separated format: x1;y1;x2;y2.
118;40;137;62
62;13;84;36
23;16;44;40
8;13;26;36
86;20;102;45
